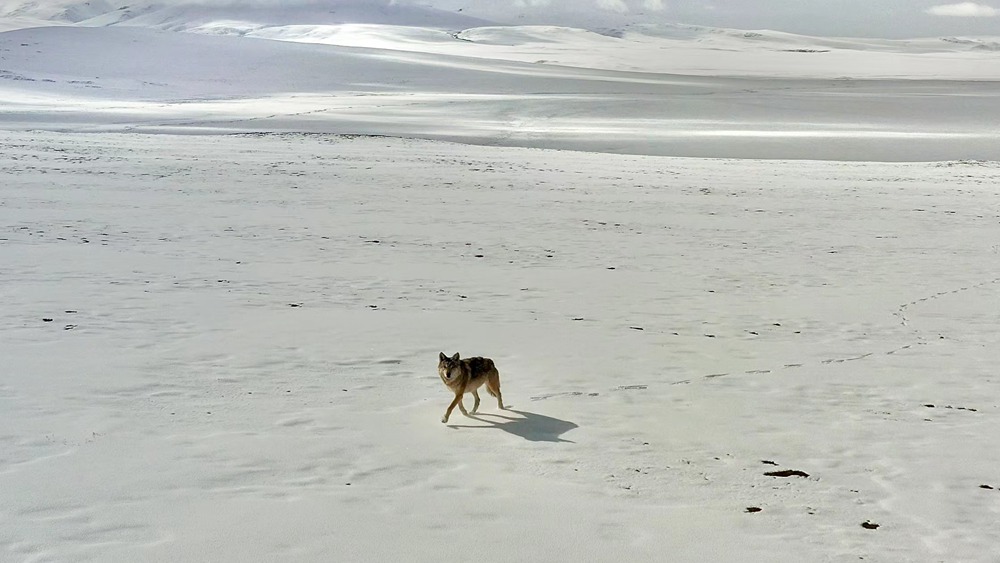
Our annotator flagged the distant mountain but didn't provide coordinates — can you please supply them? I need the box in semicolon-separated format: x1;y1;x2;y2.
415;0;1000;39
415;0;673;37
0;0;118;22
0;0;495;30
3;0;999;38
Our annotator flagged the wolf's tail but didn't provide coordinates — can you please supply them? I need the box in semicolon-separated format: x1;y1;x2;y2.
485;369;500;397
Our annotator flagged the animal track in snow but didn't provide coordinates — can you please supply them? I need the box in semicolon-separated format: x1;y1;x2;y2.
894;277;1000;327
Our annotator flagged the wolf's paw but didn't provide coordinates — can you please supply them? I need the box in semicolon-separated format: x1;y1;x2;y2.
441;415;449;423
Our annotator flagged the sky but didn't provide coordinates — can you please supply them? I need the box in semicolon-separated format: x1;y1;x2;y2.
685;0;1000;37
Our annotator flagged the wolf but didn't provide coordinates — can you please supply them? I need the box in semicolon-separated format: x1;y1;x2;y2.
437;352;504;423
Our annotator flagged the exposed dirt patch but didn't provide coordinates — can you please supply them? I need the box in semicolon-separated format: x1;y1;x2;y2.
765;469;809;478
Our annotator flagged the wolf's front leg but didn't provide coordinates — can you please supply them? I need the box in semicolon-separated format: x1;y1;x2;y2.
442;392;464;423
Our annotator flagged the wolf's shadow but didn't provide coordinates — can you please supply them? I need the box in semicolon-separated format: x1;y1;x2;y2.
448;409;577;443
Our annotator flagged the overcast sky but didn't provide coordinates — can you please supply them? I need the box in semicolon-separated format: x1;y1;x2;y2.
660;0;1000;37
423;0;1000;37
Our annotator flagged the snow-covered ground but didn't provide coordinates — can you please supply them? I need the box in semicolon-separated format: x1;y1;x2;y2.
3;2;1000;562
4;130;1000;562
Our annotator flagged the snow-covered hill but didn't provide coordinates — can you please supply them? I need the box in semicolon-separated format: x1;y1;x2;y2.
0;0;493;29
3;22;999;160
5;0;1000;37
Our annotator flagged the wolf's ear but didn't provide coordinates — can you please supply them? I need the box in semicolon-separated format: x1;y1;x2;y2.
439;352;447;362
451;352;460;361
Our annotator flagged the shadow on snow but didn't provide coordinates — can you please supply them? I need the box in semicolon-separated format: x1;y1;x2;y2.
447;408;578;443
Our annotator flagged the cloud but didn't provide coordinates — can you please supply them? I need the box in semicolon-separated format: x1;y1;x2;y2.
925;2;999;16
595;0;630;13
643;0;666;11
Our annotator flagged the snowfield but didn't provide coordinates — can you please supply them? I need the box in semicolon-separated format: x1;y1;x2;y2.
1;22;998;160
2;1;1000;561
4;131;1000;562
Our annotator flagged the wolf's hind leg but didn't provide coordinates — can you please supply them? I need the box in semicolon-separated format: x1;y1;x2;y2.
487;371;504;410
471;389;481;414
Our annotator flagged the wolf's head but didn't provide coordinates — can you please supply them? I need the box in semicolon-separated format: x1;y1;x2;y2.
438;352;461;383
